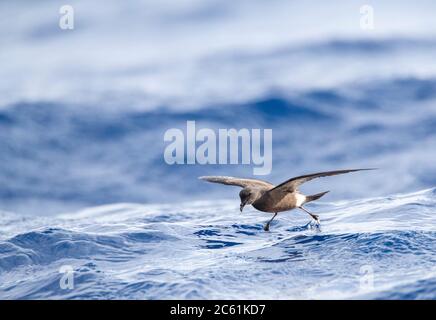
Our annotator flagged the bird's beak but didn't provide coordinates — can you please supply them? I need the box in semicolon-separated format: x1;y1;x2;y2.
240;202;245;212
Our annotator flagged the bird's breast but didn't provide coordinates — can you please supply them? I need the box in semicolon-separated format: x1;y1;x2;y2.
252;192;298;213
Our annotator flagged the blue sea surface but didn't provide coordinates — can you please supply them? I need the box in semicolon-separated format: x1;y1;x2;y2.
0;0;436;299
0;189;435;299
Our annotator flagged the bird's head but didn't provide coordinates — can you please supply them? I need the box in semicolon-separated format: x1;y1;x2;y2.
239;188;259;212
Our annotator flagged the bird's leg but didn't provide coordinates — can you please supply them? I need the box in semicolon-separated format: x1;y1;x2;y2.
299;206;320;223
263;212;278;231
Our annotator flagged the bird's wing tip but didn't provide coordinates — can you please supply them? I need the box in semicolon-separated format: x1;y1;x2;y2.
347;168;378;172
198;176;222;181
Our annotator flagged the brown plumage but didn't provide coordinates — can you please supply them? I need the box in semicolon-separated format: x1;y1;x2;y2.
199;169;375;231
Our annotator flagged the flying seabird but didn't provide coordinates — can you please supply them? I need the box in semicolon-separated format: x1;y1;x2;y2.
199;169;375;231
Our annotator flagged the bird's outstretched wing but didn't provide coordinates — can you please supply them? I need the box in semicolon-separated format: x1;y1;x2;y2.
199;176;274;188
267;168;376;193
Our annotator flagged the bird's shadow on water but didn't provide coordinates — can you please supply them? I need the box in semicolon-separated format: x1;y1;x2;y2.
231;223;264;236
243;222;324;263
193;223;261;249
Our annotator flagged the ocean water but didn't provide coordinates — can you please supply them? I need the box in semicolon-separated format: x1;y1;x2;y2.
1;0;436;299
0;189;435;299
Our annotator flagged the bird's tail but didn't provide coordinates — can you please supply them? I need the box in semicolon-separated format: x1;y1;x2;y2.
305;191;329;203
